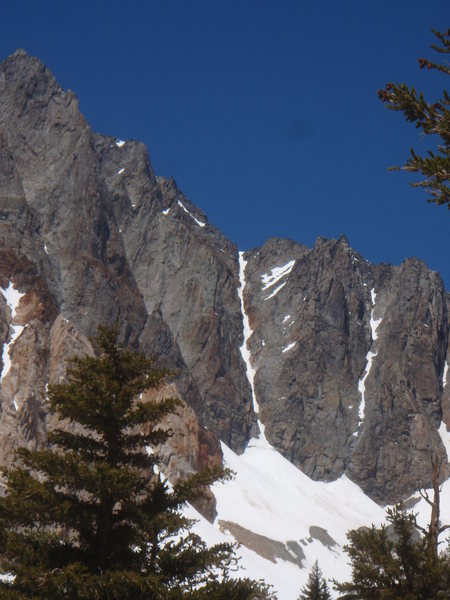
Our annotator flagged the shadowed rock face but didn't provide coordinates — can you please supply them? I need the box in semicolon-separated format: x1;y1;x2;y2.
0;50;449;506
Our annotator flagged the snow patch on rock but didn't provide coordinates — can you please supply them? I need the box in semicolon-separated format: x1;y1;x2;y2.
265;281;286;300
438;422;450;461
177;200;205;228
261;260;295;291
0;283;25;403
282;342;296;354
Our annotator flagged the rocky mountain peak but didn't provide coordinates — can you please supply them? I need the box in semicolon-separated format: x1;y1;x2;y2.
0;50;449;515
0;48;68;115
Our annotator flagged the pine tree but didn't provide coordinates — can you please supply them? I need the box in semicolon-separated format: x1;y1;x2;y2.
378;28;449;208
0;326;273;599
298;561;331;600
334;504;450;599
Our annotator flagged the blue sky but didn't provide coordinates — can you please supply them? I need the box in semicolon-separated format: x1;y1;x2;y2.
1;1;449;286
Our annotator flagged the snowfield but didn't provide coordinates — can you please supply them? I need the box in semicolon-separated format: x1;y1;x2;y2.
187;436;385;599
186;436;450;600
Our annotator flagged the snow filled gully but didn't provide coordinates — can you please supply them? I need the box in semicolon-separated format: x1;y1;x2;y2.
0;282;25;411
355;288;381;435
238;251;266;438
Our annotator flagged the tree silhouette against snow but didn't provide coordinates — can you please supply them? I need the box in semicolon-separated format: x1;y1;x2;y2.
298;560;331;600
335;498;450;599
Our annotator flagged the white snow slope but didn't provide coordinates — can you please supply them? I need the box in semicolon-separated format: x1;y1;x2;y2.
188;440;450;600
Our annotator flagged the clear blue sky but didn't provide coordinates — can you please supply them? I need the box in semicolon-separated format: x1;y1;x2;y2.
1;1;449;286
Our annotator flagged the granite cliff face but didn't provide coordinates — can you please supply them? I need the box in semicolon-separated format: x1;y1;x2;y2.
241;237;449;503
0;50;449;509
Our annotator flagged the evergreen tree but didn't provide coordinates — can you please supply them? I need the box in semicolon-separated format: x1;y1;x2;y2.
334;504;450;599
378;28;449;208
0;326;273;599
298;561;331;600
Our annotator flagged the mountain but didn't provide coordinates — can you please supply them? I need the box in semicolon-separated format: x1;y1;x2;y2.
0;50;449;598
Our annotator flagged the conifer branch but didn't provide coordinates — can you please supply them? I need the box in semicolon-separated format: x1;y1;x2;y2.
378;28;450;208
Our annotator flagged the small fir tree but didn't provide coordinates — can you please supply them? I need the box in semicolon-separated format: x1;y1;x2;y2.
334;504;450;599
298;561;331;600
378;28;449;208
0;326;273;599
